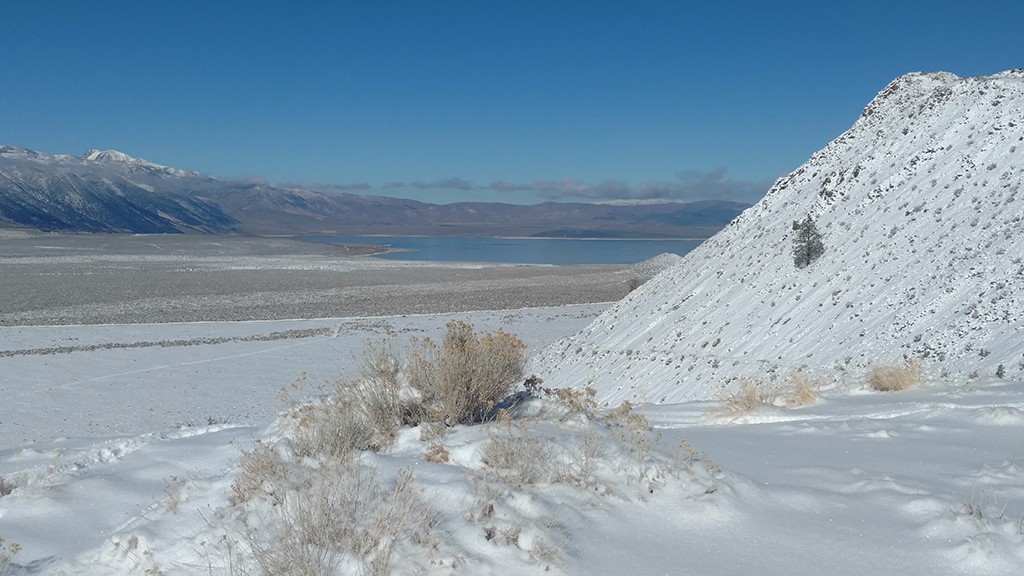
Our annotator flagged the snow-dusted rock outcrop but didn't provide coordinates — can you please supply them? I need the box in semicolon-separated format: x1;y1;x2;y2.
534;70;1024;404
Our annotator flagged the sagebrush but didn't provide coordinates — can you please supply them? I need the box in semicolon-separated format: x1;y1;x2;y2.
240;460;434;576
482;412;551;485
408;321;527;425
290;321;526;459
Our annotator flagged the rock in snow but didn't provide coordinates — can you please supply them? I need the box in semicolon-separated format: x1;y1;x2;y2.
535;70;1024;404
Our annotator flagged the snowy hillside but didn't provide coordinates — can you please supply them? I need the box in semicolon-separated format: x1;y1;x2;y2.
534;70;1024;404
0;146;235;233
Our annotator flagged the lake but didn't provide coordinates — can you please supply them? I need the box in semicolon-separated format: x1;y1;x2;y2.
294;235;704;265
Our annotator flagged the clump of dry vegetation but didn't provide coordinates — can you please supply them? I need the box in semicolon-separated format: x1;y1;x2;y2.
241;462;435;576
713;371;825;415
231;323;719;575
482;411;551;485
407;321;527;425
0;536;21;576
868;361;922;391
228;322;530;574
715;377;781;414
289;321;527;460
231;439;288;506
785;372;821;406
602;400;663;488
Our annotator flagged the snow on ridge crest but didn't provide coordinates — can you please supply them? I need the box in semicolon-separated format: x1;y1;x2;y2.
83;149;141;164
82;148;198;177
1;145;200;178
533;70;1024;405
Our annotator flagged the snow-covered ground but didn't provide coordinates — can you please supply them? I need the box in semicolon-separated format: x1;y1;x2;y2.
0;306;603;445
2;305;1023;575
0;306;607;573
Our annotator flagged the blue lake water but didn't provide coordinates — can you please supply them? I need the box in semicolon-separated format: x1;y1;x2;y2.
295;235;705;265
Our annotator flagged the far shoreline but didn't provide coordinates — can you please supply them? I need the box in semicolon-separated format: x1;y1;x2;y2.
283;233;705;266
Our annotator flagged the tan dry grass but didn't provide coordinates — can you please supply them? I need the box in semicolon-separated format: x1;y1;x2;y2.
785;372;821;406
232;440;288;506
868;361;921;392
717;378;781;414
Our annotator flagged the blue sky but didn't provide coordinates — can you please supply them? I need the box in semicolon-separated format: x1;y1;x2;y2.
2;1;1022;204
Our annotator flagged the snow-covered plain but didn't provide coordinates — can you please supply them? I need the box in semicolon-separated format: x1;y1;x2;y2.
3;70;1024;575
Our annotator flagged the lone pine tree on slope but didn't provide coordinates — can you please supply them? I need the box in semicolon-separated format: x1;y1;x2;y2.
792;215;825;268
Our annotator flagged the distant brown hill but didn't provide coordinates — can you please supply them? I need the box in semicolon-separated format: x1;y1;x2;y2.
205;183;748;237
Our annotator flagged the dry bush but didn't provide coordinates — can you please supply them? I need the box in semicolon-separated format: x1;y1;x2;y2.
527;535;563;569
0;537;20;576
291;391;376;459
163;474;189;513
246;463;433;576
602;401;663;488
717;378;780;414
407;321;526;425
424;443;450;463
553;426;604;488
289;322;525;460
359;339;427;429
785;372;821;406
674;437;721;477
868;361;921;391
482;414;550;485
553;386;599;420
232;440;289;506
279;374;374;460
291;341;426;459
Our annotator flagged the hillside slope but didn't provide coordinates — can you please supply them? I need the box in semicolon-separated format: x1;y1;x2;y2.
534;70;1024;403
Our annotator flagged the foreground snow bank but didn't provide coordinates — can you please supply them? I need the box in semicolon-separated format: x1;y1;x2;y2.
3;311;1024;575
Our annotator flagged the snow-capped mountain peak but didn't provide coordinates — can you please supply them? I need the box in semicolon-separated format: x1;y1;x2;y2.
82;149;198;177
83;149;141;164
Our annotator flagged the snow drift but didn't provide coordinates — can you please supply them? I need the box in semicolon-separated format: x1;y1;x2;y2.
534;70;1024;404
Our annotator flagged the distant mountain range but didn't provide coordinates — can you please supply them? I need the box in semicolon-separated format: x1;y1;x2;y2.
0;146;749;237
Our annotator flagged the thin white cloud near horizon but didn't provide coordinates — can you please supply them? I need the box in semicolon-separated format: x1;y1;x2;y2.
280;168;773;204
